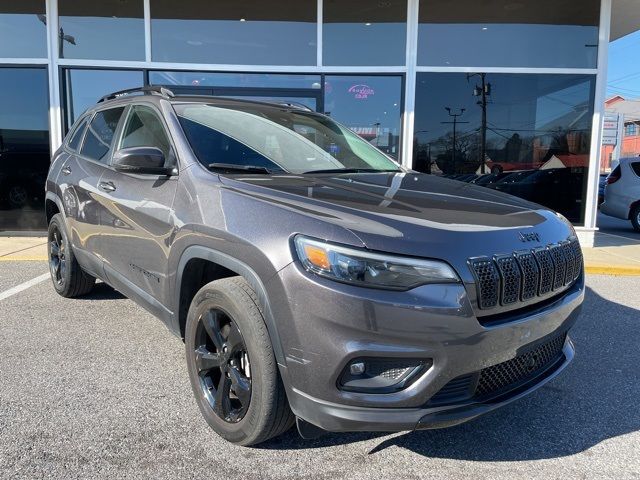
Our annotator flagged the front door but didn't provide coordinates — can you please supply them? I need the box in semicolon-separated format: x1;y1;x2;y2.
95;104;178;318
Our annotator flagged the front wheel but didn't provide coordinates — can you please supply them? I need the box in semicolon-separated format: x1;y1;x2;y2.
631;204;640;232
185;277;294;446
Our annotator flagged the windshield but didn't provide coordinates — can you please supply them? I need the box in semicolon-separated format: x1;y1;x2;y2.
173;103;401;174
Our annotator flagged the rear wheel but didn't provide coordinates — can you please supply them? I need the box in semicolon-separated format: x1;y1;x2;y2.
48;213;95;297
185;277;294;446
631;204;640;232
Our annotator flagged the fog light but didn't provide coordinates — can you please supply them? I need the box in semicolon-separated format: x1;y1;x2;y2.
339;358;431;393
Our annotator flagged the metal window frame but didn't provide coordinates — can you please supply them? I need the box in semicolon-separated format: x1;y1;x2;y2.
0;0;610;239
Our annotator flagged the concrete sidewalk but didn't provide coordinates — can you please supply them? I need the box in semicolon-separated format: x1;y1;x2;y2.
1;233;640;275
582;231;640;275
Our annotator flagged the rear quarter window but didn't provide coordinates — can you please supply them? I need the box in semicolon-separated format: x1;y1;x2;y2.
80;107;125;163
631;162;640;178
66;117;88;151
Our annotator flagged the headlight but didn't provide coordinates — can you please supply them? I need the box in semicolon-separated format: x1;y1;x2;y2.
293;236;460;290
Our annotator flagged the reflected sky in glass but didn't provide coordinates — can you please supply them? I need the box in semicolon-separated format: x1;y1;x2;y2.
65;69;143;126
151;20;316;65
0;12;47;58
323;23;407;66
0;68;49;133
149;72;322;89
418;24;598;68
58;0;145;61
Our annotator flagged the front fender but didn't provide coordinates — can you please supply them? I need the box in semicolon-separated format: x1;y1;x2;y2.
173;244;289;366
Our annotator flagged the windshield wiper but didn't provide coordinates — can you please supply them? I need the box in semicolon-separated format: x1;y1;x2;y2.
303;168;401;174
208;163;274;174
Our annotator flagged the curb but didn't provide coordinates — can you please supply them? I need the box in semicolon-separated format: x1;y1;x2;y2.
0;256;48;262
585;264;640;276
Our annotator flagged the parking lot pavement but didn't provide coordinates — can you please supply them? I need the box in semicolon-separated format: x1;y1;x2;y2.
1;264;639;480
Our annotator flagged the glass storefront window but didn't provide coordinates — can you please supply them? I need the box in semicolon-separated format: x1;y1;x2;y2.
58;0;145;60
149;71;322;111
324;75;402;159
150;0;316;65
64;69;144;128
0;68;49;231
149;72;322;90
418;0;599;68
323;0;407;66
0;1;47;58
413;73;595;224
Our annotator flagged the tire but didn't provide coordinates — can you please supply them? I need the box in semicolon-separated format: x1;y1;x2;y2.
47;213;95;298
185;277;294;446
631;204;640;232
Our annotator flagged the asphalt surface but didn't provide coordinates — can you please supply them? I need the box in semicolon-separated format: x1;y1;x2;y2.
597;212;640;242
1;262;639;479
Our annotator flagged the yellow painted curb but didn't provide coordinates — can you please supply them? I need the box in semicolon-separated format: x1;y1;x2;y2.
0;256;48;262
585;265;640;276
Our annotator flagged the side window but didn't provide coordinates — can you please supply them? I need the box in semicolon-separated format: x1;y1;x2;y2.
80;107;125;163
631;162;640;178
67;117;88;151
119;105;173;165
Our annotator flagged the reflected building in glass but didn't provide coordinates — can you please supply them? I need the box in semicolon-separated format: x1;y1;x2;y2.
0;0;636;245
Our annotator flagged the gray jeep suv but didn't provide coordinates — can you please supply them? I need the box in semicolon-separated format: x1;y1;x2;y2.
45;86;584;446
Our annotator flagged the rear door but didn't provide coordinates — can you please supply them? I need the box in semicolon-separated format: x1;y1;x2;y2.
57;107;126;277
95;103;179;317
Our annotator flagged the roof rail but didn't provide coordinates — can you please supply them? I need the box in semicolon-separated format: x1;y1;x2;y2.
277;101;314;112
97;86;175;103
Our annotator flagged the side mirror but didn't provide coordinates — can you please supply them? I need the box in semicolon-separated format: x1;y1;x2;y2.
112;147;173;175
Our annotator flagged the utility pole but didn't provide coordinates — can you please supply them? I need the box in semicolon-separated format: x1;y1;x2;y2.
468;73;491;174
441;107;468;174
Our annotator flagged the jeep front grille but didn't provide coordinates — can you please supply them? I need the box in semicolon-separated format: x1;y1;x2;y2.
468;237;582;310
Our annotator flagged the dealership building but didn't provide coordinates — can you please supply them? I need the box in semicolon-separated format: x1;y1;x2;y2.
1;0;638;245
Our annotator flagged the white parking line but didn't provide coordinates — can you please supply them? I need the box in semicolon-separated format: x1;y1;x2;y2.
0;273;50;302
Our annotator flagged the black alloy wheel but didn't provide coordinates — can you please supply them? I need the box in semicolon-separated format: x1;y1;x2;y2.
49;223;67;286
194;308;252;423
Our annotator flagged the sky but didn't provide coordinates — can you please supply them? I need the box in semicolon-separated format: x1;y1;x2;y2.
607;29;640;99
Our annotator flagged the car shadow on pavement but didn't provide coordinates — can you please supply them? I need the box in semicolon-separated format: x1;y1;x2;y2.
76;281;126;301
262;286;640;460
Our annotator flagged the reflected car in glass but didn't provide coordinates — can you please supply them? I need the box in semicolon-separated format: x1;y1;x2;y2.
45;87;584;446
601;158;640;232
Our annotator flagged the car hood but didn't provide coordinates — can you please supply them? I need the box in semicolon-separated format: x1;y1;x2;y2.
219;171;573;262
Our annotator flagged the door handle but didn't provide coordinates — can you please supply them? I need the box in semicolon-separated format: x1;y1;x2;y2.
61;165;72;175
98;181;116;192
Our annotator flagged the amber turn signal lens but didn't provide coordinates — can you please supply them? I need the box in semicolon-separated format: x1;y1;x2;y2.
303;244;331;270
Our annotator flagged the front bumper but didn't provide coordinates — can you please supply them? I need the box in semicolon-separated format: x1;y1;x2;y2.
269;262;584;433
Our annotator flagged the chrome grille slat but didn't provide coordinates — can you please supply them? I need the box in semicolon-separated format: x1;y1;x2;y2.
470;238;582;310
